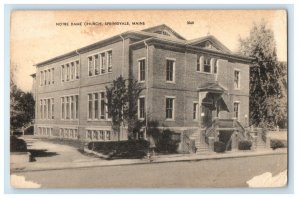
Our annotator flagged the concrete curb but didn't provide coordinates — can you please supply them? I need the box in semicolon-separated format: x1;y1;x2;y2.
11;148;287;173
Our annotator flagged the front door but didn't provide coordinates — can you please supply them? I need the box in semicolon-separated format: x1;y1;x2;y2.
202;105;213;128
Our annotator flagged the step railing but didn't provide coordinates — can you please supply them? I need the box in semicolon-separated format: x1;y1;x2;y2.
182;133;197;153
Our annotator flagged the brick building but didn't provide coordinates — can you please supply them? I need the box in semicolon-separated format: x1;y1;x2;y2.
32;24;252;145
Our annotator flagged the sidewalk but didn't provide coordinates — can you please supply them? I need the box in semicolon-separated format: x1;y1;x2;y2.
11;147;287;173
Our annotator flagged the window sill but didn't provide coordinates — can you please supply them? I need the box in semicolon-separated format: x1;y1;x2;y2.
165;119;175;122
196;71;216;75
166;81;176;84
87;119;108;122
138;81;145;83
88;72;113;78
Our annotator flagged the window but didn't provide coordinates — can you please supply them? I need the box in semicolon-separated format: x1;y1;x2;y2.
75;95;79;119
66;96;70;119
166;97;175;120
70;96;74;119
40;100;43;119
94;93;99;119
234;70;240;89
66;64;70;81
61;98;65;119
88;91;107;120
43;99;46;119
100;52;106;74
197;57;201;72
213;59;218;74
204;57;211;73
88;94;93;119
51;98;54;119
48;69;51;84
138;97;145;119
61;65;65;82
47;99;51;119
193;102;199;120
75;61;80;79
166;59;175;82
138;59;146;82
88;57;93;76
71;62;74;80
99;130;104;140
40;71;43;86
95;55;100;75
44;70;47;85
106;131;111;140
107;51;112;72
100;92;105;119
233;102;240;119
51;68;55;84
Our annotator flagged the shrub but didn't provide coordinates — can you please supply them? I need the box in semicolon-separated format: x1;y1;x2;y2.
10;136;27;152
270;139;287;150
156;129;180;154
238;140;252;150
87;140;150;159
214;141;226;153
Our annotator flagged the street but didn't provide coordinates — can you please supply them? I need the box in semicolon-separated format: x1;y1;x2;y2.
13;154;287;188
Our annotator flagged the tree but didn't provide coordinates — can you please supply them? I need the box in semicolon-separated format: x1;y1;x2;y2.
105;76;143;140
10;80;35;132
239;20;287;128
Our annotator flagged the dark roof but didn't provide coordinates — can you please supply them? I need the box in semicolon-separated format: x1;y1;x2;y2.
198;82;227;93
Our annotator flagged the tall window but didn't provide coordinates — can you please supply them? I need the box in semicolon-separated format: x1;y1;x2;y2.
94;93;99;119
75;61;80;79
88;57;93;76
71;63;74;80
234;70;240;89
61;98;65;119
51;68;55;84
51;98;54;119
138;97;145;119
166;97;175;120
204;57;211;73
43;99;46;119
66;64;70;81
166;59;175;82
66;96;70;119
47;99;51;119
61;95;78;120
70;96;74;119
88;92;107;120
75;95;79;119
213;59;218;74
107;51;112;72
48;69;51;84
138;59;146;82
193;102;198;120
100;52;106;74
61;65;65;82
40;100;43;119
100;92;105;119
233;102;240;119
88;94;93;119
44;70;47;85
95;55;100;75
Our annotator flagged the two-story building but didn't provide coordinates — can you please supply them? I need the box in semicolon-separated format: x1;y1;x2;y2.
32;24;252;146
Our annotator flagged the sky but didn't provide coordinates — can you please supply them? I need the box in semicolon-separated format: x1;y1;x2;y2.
10;10;287;92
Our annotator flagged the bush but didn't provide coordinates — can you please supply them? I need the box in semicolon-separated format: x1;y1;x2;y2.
238;140;252;150
87;140;150;159
156;129;180;154
270;139;287;150
214;141;226;153
10;136;27;152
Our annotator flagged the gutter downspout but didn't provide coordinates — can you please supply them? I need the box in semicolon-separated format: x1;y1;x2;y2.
144;40;149;140
119;34;125;141
119;34;125;77
75;49;81;138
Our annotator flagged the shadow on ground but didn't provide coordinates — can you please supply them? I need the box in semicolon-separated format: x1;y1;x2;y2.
28;149;59;162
